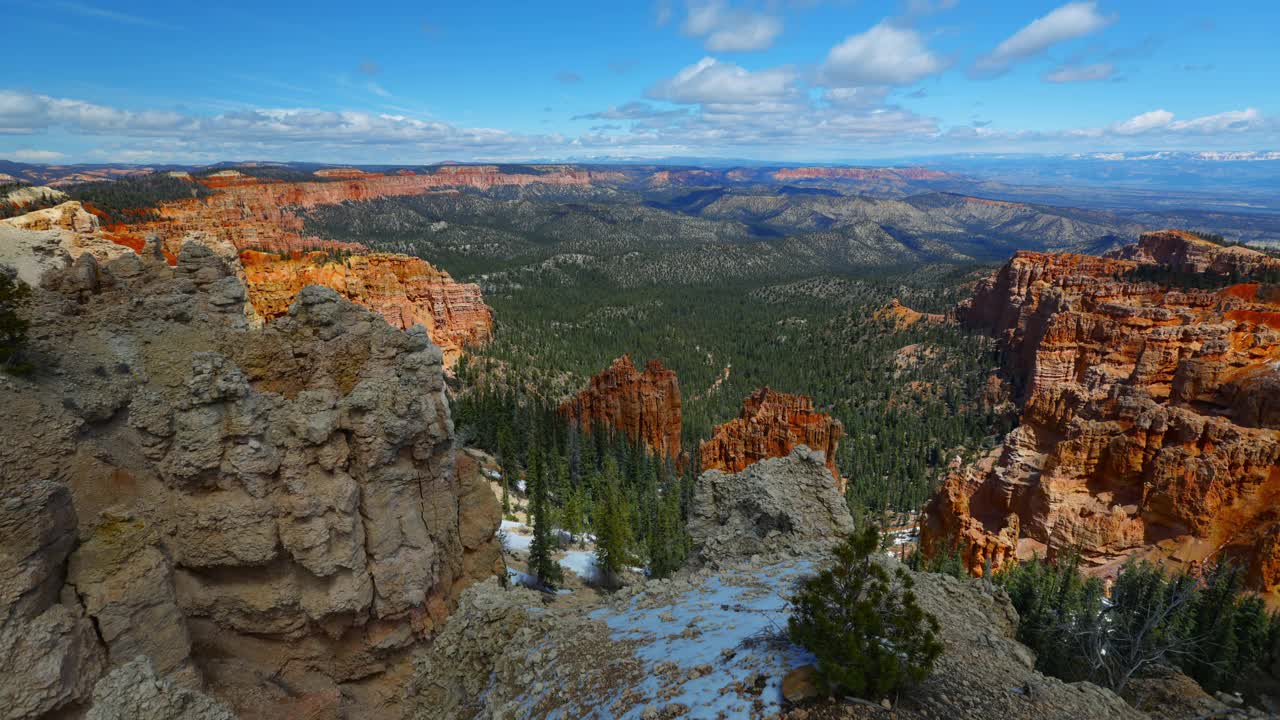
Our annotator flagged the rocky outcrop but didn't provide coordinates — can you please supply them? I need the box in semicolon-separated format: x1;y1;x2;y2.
85;657;235;720
239;250;493;366
1110;229;1280;278
699;387;844;492
922;231;1280;601
0;201;132;284
875;298;946;328
0;481;107;718
688;447;854;565
559;354;683;460
0;238;501;718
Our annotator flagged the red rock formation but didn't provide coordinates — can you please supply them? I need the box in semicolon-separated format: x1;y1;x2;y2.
922;231;1280;601
239;250;492;366
874;299;946;329
1109;229;1280;278
559;355;683;460
700;388;845;492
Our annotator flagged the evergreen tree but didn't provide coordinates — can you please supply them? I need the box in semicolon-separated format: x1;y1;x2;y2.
592;458;634;588
789;526;943;700
526;447;563;589
0;272;32;376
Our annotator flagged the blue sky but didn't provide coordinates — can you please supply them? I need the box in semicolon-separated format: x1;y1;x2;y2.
1;0;1276;164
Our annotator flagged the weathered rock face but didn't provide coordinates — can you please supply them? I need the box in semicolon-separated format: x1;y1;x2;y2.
0;201;132;285
85;657;235;720
1110;229;1280;278
700;387;845;492
559;354;683;460
0;240;501;718
689;447;855;565
239;250;492;366
922;231;1280;601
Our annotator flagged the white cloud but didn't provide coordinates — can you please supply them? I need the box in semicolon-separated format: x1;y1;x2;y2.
821;23;945;87
682;0;783;52
974;2;1113;76
11;149;65;162
1044;62;1114;83
1111;109;1173;135
1168;108;1263;134
647;58;796;105
1111;108;1172;135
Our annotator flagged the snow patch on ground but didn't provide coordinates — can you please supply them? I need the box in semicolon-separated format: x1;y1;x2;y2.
501;520;534;553
582;559;816;719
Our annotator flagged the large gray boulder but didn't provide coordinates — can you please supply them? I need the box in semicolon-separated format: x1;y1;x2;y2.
688;445;855;565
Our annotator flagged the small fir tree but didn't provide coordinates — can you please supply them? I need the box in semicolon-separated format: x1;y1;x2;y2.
788;526;943;700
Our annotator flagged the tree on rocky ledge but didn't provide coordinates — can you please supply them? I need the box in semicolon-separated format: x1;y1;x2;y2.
0;270;32;375
788;526;943;701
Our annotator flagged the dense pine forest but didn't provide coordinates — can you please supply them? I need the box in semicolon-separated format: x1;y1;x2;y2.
446;257;1016;580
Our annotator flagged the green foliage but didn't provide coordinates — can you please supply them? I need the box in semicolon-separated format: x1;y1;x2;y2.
0;273;33;375
788;526;943;700
455;378;688;583
526;447;563;589
998;552;1106;682
999;555;1280;695
592;458;636;588
905;542;967;579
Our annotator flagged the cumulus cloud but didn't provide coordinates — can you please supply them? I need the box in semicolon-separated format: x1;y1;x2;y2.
682;0;783;52
821;23;945;87
974;2;1113;77
1043;62;1114;83
647;57;797;105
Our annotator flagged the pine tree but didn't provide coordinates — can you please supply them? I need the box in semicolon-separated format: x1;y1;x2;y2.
592;458;633;589
0;272;32;376
526;447;563;589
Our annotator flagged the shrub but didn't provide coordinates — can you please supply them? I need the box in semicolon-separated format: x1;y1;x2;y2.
0;271;32;375
788;526;943;701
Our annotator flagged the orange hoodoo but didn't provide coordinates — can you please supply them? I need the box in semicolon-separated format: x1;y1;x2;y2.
559;355;683;460
700;388;845;493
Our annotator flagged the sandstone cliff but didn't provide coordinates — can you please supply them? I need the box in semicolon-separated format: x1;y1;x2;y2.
700;387;845;493
922;231;1280;601
559;354;683;460
238;250;492;366
0;237;501;719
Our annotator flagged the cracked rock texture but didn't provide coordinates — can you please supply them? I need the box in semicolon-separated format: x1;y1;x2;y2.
688;446;854;565
0;235;500;719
